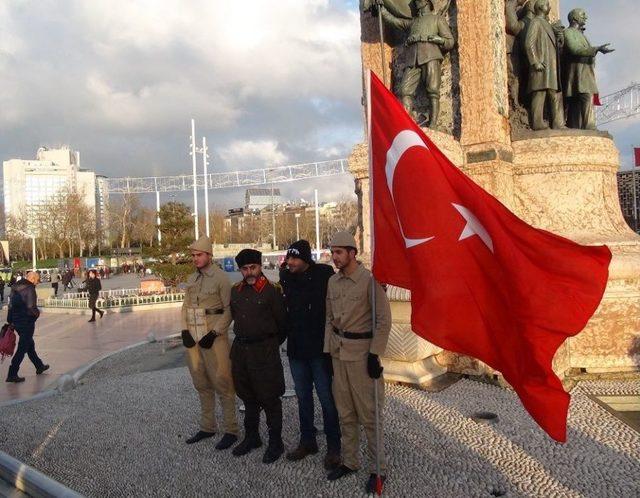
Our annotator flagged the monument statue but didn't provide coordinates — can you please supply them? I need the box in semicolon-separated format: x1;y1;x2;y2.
505;0;531;104
524;0;565;130
376;0;455;128
562;8;614;130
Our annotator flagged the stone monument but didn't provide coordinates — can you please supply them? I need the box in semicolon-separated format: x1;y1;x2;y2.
351;0;640;385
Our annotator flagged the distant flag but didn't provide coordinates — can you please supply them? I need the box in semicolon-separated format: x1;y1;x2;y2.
634;147;640;168
593;94;602;106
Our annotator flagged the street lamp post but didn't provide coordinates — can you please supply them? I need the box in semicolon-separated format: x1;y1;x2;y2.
295;213;301;241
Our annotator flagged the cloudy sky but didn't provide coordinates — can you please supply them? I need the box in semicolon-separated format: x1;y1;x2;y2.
0;0;638;209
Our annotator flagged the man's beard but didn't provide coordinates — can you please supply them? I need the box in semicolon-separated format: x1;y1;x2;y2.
244;275;257;285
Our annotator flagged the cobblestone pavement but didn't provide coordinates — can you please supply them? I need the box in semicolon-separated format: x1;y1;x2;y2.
0;343;638;497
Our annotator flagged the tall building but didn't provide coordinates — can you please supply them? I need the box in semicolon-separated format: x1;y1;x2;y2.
2;146;108;235
617;170;639;233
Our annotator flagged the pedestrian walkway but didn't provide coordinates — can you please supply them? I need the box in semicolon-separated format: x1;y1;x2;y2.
0;309;181;404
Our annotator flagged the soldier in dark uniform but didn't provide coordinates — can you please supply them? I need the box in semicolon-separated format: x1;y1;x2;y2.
230;249;288;464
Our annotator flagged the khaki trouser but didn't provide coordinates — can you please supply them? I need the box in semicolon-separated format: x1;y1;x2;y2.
186;336;238;435
332;357;386;473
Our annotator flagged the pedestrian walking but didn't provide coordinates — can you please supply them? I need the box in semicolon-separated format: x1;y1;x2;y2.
0;277;5;303
181;235;239;450
85;269;104;322
230;249;288;464
5;271;49;382
324;232;391;493
51;270;60;297
279;240;341;470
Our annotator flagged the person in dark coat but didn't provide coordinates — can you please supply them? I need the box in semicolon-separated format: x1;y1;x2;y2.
279;240;341;469
6;272;49;382
85;269;104;323
0;277;5;302
230;248;287;464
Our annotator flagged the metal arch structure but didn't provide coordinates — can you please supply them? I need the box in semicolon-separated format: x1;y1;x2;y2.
105;158;350;195
596;83;640;126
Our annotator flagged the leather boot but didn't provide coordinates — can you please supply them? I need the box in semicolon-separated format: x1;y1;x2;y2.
232;433;262;457
262;432;284;464
286;440;318;462
185;431;215;444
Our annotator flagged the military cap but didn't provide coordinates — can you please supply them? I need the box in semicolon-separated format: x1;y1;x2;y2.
188;235;213;254
329;231;357;249
235;248;262;267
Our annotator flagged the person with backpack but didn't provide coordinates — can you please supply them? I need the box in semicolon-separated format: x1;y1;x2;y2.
6;271;49;383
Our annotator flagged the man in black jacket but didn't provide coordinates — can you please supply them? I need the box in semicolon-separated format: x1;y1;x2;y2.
279;240;341;470
6;271;49;382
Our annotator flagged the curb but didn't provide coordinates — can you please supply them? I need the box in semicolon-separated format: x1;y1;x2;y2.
0;450;84;498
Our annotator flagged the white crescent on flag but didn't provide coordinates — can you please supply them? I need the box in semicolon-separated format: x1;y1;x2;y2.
384;130;435;249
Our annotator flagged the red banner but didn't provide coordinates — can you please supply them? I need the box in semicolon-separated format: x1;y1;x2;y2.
634;147;640;168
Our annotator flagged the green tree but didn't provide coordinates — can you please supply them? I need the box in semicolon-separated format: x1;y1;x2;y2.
157;202;193;263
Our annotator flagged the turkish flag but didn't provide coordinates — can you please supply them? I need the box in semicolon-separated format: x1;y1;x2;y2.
634;147;640;168
369;71;611;442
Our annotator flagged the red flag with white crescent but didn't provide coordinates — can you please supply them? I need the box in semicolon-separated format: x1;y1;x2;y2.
368;71;611;442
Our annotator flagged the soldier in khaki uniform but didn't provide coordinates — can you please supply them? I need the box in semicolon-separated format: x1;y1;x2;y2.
181;235;239;450
324;232;391;494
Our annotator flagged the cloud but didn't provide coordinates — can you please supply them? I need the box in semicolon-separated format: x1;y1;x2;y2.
218;140;289;170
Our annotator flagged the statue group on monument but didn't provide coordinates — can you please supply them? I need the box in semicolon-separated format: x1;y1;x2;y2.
508;0;614;131
364;0;613;132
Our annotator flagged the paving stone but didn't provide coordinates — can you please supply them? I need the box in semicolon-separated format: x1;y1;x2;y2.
0;344;638;497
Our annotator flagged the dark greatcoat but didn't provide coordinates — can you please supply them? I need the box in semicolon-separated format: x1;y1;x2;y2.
562;26;599;96
230;277;287;403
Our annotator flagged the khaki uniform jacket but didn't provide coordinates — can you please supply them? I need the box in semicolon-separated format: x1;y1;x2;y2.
525;16;561;93
324;264;391;362
381;10;454;67
562;27;598;96
181;265;232;340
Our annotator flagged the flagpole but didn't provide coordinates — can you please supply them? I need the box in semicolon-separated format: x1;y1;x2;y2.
366;69;384;496
376;3;388;84
633;146;638;233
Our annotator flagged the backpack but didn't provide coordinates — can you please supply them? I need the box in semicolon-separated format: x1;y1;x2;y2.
0;323;16;362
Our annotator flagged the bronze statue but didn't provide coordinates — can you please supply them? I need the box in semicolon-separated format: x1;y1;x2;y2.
505;0;534;104
524;0;565;130
377;0;454;128
562;8;614;130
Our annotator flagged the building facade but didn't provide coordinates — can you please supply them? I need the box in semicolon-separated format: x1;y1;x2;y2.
3;146;108;236
617;170;639;233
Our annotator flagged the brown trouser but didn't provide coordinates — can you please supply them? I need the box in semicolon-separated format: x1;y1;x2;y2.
186;337;239;435
332;357;386;473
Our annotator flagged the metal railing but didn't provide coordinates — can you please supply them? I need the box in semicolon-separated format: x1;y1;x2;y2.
63;288;143;299
39;291;185;309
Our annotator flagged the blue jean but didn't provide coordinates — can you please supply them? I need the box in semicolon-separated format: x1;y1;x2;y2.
289;356;341;452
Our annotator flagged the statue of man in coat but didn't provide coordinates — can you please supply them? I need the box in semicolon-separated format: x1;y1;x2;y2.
524;0;565;130
562;8;614;130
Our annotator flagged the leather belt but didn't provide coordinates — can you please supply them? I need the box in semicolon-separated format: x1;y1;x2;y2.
333;327;373;340
234;333;276;345
205;308;224;315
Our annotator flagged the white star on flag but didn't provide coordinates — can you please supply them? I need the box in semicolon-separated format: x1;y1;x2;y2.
452;203;494;253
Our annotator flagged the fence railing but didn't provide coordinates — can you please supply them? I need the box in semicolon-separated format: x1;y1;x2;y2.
39;291;185;309
62;288;146;299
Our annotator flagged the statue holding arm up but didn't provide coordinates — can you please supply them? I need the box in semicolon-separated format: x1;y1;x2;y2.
562;8;614;130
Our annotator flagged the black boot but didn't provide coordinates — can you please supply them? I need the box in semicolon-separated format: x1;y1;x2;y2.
232;433;262;457
36;364;50;375
185;431;215;444
262;432;284;464
327;464;356;481
6;375;25;383
215;433;238;450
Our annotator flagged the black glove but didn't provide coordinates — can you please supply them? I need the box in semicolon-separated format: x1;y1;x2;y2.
367;353;383;379
198;331;218;349
181;330;196;348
